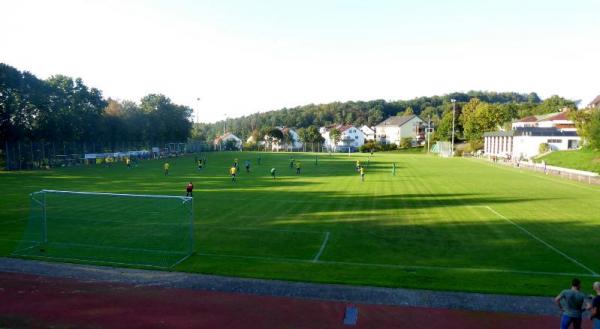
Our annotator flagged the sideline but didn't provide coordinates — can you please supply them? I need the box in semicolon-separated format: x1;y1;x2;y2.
476;205;598;276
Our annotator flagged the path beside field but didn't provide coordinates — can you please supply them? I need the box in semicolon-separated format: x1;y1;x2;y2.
1;257;590;329
0;257;557;314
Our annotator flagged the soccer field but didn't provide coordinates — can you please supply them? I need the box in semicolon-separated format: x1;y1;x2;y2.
1;151;599;296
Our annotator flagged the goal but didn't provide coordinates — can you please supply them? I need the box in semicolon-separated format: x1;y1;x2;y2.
13;190;194;268
432;141;453;157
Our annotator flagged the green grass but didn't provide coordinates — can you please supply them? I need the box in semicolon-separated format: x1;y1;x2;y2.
1;151;600;296
540;148;600;173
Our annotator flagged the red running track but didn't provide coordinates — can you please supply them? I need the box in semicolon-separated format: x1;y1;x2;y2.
0;272;591;329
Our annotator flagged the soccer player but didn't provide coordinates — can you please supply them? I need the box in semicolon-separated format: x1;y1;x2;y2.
126;157;131;169
290;157;295;169
186;182;194;197
296;161;301;175
270;167;276;179
355;160;360;172
230;165;237;182
197;159;203;171
164;162;170;176
360;166;365;182
234;158;239;171
245;160;250;173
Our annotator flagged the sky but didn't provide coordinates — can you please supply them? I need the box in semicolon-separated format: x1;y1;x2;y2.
1;0;599;123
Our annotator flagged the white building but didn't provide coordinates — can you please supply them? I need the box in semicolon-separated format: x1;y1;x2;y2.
483;127;580;160
511;110;576;131
320;125;365;152
588;95;600;108
375;115;425;146
214;132;242;150
360;125;376;141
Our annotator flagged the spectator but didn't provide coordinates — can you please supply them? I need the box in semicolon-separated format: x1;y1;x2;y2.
589;281;600;329
555;278;586;329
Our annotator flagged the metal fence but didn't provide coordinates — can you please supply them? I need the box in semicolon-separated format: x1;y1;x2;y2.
1;141;211;171
479;157;600;186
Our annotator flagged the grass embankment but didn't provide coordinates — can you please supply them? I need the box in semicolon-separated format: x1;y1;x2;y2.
540;149;600;173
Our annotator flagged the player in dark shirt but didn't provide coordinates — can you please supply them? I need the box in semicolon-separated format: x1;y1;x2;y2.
186;182;194;197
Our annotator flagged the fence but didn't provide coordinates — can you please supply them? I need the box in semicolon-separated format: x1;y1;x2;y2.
481;157;600;186
1;141;211;171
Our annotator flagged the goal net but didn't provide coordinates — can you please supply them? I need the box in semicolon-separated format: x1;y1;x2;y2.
432;141;453;157
13;190;194;268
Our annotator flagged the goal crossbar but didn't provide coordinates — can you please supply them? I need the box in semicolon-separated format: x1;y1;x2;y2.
39;189;192;201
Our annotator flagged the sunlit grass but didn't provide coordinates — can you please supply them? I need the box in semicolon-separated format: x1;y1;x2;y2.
1;151;600;295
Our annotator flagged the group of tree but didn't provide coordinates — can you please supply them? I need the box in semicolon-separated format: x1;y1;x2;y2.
193;91;578;147
0;63;192;147
571;107;600;150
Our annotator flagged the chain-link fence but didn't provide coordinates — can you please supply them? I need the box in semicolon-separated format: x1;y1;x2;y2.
1;141;211;171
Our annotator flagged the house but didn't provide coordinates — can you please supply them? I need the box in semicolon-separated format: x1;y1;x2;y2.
588;95;600;108
263;127;303;151
213;132;242;150
375;115;425;146
483;127;580;160
511;109;576;131
360;125;376;141
320;125;365;152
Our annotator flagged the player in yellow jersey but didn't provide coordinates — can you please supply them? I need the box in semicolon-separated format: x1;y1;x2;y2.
164;162;170;176
355;160;360;172
126;157;131;169
360;166;365;182
230;165;237;182
296;161;301;175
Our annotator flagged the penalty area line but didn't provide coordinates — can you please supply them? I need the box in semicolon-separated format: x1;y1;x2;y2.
474;205;598;276
313;232;330;262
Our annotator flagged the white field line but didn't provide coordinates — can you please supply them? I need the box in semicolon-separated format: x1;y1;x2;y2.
313;232;330;262
195;252;597;278
199;226;325;235
475;205;598;276
10;254;170;270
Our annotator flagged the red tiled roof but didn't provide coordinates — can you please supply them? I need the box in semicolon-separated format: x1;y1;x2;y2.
545;111;570;121
516;116;538;123
337;125;353;132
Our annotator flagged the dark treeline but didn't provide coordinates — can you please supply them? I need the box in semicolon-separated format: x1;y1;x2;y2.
0;63;192;147
194;91;575;143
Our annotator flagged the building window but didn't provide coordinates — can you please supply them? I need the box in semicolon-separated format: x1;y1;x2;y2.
547;139;562;143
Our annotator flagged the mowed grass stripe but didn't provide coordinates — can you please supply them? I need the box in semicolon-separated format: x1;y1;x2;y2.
2;151;600;295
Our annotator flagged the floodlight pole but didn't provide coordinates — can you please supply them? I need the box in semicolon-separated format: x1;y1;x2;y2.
451;99;456;157
427;115;431;154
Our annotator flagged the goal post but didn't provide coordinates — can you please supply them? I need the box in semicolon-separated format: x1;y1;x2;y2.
13;190;194;269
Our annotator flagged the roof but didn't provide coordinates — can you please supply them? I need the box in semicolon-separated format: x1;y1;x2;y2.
214;132;240;143
589;95;600;107
375;115;423;127
543;111;570;121
484;127;579;138
337;125;354;133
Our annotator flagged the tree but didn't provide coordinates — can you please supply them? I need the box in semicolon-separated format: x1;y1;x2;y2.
587;110;600;150
460;99;518;149
265;127;284;151
329;128;341;151
533;95;576;115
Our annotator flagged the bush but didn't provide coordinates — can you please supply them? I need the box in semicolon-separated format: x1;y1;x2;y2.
399;137;412;149
360;140;382;152
539;143;550;154
243;141;257;151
